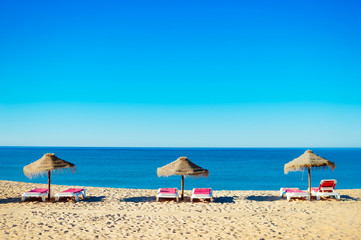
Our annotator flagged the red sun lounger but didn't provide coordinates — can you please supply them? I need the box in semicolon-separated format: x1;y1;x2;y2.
191;188;214;202
310;179;340;200
280;187;310;202
156;188;179;202
55;188;86;202
21;188;51;202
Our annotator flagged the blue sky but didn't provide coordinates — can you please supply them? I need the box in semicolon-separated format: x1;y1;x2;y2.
1;0;361;147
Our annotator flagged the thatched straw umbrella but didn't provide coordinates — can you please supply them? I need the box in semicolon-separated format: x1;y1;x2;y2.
284;150;335;196
23;153;76;201
157;157;209;200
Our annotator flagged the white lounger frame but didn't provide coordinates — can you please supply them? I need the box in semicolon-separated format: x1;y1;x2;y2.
55;189;86;202
314;191;340;201
191;188;214;203
156;188;179;202
280;188;310;202
21;189;52;202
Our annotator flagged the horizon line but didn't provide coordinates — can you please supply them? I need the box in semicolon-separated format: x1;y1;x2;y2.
1;146;361;149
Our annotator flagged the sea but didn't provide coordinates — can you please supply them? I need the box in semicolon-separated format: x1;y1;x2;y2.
0;147;360;191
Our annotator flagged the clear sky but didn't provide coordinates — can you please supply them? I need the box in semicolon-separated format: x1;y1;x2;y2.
1;0;361;147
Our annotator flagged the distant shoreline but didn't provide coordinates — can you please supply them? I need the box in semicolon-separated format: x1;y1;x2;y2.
1;146;361;149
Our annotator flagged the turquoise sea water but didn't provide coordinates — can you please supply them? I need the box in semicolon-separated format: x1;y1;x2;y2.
0;147;360;190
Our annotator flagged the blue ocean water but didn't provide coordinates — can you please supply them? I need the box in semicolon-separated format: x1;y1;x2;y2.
0;147;360;190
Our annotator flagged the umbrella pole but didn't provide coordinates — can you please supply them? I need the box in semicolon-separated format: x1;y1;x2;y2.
181;175;184;200
308;167;311;197
48;170;51;201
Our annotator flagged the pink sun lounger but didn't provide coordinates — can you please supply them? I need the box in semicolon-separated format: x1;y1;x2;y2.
21;188;51;202
280;187;310;202
191;188;213;202
55;188;86;202
310;179;340;200
156;188;179;202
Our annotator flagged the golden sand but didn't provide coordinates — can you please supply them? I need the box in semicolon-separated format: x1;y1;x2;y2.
0;180;360;239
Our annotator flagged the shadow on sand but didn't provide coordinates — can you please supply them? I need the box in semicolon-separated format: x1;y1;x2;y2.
120;196;156;203
0;197;21;204
83;196;106;202
246;195;280;202
340;195;360;201
213;196;235;203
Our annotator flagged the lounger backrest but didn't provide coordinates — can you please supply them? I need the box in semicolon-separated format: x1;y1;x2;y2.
319;180;337;192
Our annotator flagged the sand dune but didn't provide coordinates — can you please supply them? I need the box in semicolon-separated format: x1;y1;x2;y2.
0;180;360;239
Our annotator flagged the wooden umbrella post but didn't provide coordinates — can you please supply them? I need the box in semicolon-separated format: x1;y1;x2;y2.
181;175;184;200
308;167;311;197
48;170;51;201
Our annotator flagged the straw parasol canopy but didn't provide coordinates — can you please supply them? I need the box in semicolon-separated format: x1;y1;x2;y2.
23;153;76;200
284;150;335;196
157;157;209;200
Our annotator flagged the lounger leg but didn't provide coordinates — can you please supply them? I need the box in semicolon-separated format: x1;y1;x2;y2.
211;197;214;202
21;196;25;202
307;196;310;201
336;194;340;200
83;189;86;198
176;197;179;202
316;195;320;201
156;197;159;202
75;196;79;202
42;196;46;202
287;196;290;202
55;197;59;202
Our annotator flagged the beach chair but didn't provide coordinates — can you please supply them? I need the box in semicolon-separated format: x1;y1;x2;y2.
55;188;86;202
156;188;179;202
280;187;310;202
191;188;213;203
21;188;51;202
310;179;340;200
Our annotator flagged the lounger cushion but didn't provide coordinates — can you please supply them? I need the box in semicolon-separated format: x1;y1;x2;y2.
159;188;177;194
284;188;305;193
193;188;211;195
281;188;299;192
26;188;48;194
60;188;84;193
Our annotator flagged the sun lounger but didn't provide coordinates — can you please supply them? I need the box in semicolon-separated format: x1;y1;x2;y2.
21;188;51;202
55;188;86;202
156;188;179;202
280;187;310;202
310;179;340;200
191;188;213;202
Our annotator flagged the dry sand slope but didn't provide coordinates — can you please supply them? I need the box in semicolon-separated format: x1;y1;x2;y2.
0;180;360;239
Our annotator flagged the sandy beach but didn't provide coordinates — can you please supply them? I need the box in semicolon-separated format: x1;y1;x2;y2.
0;180;360;239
